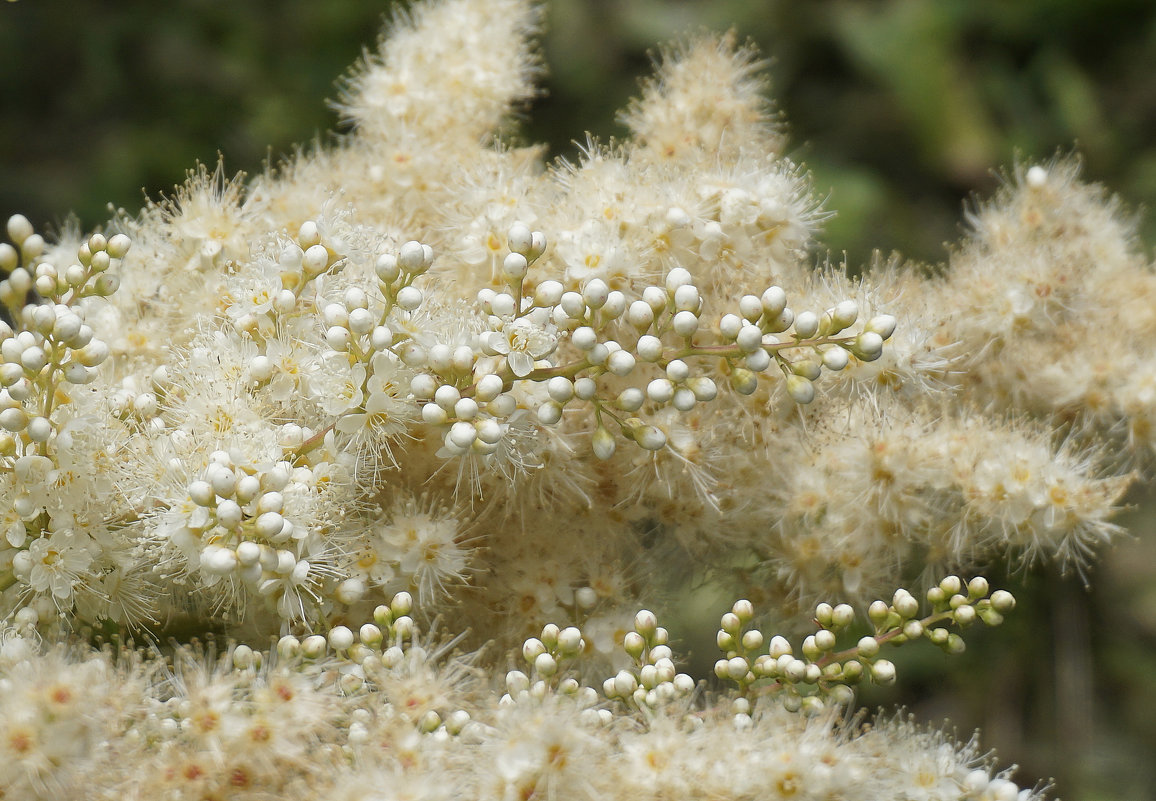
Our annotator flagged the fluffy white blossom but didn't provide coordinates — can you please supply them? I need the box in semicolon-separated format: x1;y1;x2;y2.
0;0;1148;798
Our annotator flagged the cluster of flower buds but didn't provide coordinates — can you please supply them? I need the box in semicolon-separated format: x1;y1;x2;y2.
375;238;434;317
271;592;477;738
0;218;126;450
717;287;896;403
503;622;600;710
713;576;1015;716
278;592;414;662
228;220;348;338
406;222;899;460
407;228;549;458
603;609;697;711
171;451;325;601
1;215;128;310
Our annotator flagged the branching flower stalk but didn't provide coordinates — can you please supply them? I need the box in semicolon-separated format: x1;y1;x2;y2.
0;0;1151;797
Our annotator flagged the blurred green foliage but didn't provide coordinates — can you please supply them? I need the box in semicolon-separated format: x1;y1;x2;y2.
3;1;1156;798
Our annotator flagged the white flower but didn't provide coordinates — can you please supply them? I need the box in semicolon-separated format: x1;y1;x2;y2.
368;495;470;604
310;353;366;417
334;351;418;445
26;529;94;601
482;309;558;377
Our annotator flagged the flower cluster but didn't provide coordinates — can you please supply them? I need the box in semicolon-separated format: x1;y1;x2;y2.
2;0;1152;797
0;584;1032;800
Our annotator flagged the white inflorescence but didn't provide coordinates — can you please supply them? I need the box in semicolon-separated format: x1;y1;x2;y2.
0;0;1147;798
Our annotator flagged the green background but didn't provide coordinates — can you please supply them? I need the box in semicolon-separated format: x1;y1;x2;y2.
3;1;1156;798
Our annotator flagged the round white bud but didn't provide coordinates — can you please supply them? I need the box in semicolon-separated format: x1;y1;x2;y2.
7;214;34;245
490;292;517;317
395;286;423;311
325;326;351;352
673;284;699;311
25;416;52;442
375;253;400;283
507;222;533;255
547;376;574;403
328;626;355;651
1026;165;1048;189
370;326;394;351
794;311;819;339
107;233;132;259
730;368;758;395
672;310;698;337
830;300;859;331
591;427;616;460
616;387;644;411
642;285;667;312
448;421;477;449
475;418;503;444
249;355;274;382
854;331;885;360
296;220;321;247
537;401;563;425
451;346;474;372
664;268;693;292
474;373;504;402
201;545;238;575
767;307;794;333
647;379;674;404
255;511;285;539
302;244;329;275
865;314;898;340
687;376;717;402
347;307;375;334
627;300;654;330
871;659;896;684
785;375;815;404
210;467;236;497
188;480;215;507
719;313;743;340
410;374;437;399
132;392;158;418
534;280;564;306
745;348;771;372
636;335;663;362
571;326;597;350
434;384;461;410
560;291;586;318
665;359;689;382
582;278;610;308
575;586;598;609
427;344;452;372
236;541;261;567
606;349;636;376
821;347;849;371
602;290;626;318
635;425;667;451
573;377;597;400
761;286;787;317
738;294;763;322
398;241;430;273
488;393;516;417
454;397;479;420
215;499;243;529
534;653;558;677
735;324;763;353
502;252;529;281
672;387;696;411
